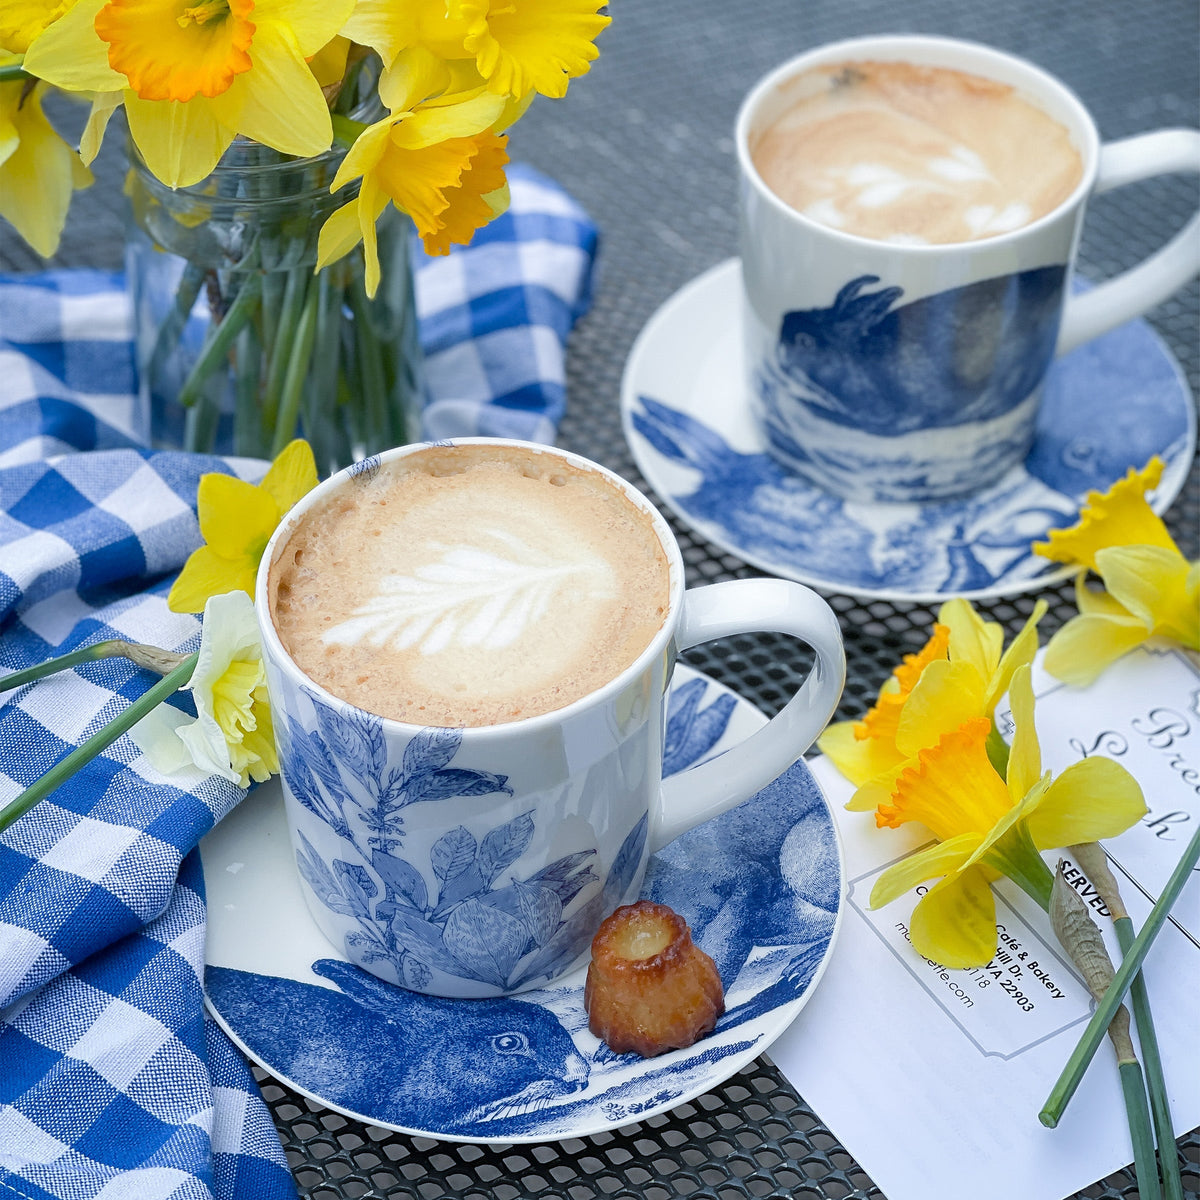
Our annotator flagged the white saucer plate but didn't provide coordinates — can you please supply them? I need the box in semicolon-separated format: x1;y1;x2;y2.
621;258;1196;603
201;666;845;1143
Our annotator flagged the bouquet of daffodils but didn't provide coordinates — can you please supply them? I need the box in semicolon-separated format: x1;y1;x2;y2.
1;1;609;463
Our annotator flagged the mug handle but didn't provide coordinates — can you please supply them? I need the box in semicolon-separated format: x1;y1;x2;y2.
651;578;845;852
1056;129;1200;356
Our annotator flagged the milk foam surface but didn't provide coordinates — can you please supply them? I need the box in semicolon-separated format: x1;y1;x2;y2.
269;446;671;727
752;61;1083;245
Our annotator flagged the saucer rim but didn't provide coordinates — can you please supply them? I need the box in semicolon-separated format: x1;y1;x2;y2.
620;256;1196;605
201;664;847;1145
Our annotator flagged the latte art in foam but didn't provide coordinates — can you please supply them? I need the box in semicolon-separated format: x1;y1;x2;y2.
751;61;1083;245
322;529;616;656
268;444;671;727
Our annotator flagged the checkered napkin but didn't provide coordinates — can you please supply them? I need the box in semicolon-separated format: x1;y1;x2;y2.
0;165;598;1200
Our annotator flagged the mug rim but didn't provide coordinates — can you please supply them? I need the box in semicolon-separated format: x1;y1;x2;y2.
734;33;1101;254
254;437;687;738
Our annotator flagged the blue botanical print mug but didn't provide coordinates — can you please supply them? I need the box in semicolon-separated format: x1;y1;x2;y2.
255;439;845;998
737;35;1200;503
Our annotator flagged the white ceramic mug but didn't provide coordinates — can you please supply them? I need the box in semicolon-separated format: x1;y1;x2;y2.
737;34;1200;504
255;439;846;998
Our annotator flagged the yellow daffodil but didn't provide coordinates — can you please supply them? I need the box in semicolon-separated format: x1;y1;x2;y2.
132;591;278;787
169;438;317;613
343;0;609;99
23;0;354;188
1034;457;1199;686
318;48;509;291
869;666;1145;967
0;55;92;256
818;597;1046;814
0;0;78;52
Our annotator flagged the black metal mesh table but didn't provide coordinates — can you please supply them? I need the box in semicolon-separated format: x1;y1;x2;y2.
7;0;1198;1196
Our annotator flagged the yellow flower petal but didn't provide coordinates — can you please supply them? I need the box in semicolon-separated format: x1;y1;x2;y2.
940;597;1003;680
125;90;237;188
846;762;909;813
197;472;279;557
80;91;122;165
330;110;395;192
910;867;999;968
339;0;420;64
985;599;1047;713
223;21;332;157
1034;457;1177;569
895;658;987;757
0;79;90;257
1;0;79;54
308;33;349;88
392;90;508;150
1025;756;1146;850
857;623;950;744
869;832;981;909
315;197;363;271
1004;665;1040;803
378;44;455;112
357;176;388;299
22;0;125;91
1098;545;1200;647
253;0;353;56
1042;611;1149;687
456;0;609;99
259;438;317;513
817;719;904;789
878;718;1011;841
168;544;257;612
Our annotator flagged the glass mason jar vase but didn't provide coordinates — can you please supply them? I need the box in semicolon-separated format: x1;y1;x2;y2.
125;111;422;474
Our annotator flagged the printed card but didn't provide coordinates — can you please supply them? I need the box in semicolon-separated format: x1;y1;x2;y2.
770;645;1200;1200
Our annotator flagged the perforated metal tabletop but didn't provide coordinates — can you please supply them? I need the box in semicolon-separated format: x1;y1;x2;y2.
8;0;1198;1196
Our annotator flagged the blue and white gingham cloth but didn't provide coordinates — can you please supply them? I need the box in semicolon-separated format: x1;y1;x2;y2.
0;164;599;1200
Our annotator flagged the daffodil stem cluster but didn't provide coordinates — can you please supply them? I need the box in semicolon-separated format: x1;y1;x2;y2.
1042;822;1200;1127
131;142;420;472
1069;844;1184;1200
0;653;198;836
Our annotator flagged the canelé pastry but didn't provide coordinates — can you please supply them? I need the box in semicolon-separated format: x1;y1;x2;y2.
584;900;725;1057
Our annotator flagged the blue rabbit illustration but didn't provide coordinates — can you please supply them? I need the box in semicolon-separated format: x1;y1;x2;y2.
775;267;1067;434
205;958;589;1133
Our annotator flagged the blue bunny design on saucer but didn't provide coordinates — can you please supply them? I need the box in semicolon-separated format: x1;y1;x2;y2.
621;259;1195;603
281;688;649;995
760;268;1066;502
201;668;844;1142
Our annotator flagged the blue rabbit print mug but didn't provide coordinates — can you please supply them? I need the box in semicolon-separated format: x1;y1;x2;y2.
255;438;846;998
737;35;1200;504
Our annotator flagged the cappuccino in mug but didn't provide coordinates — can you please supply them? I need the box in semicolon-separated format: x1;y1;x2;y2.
750;60;1084;245
268;442;671;727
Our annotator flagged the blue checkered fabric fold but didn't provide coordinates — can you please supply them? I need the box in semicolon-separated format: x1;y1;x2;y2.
0;165;598;1200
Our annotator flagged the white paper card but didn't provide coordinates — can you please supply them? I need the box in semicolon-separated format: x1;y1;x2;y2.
770;645;1200;1200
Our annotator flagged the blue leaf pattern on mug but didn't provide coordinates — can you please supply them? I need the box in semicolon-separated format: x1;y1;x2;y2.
662;677;738;777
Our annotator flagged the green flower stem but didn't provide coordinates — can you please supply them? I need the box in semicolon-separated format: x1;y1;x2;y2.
271;277;320;457
178;273;262;410
0;61;30;84
233;322;264;457
1;640;185;693
0;654;198;835
1119;1060;1163;1200
305;271;349;475
1072;841;1184;1200
148;263;207;382
1116;914;1184;1200
349;284;389;452
261;266;307;433
1041;822;1200;1127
